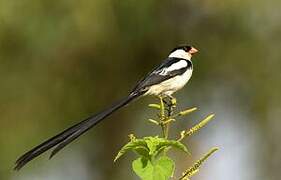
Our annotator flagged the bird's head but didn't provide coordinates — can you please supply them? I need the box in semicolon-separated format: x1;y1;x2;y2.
168;45;198;60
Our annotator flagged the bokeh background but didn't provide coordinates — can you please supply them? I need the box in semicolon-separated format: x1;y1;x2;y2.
1;0;280;179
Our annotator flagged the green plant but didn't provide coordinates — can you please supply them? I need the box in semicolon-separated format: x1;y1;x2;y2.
114;97;218;180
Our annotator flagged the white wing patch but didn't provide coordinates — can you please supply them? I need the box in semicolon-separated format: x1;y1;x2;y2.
145;68;193;96
158;60;187;75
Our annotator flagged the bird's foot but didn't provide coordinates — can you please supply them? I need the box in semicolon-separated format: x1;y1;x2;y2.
163;96;177;107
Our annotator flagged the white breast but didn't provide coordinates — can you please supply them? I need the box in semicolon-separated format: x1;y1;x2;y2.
145;68;193;96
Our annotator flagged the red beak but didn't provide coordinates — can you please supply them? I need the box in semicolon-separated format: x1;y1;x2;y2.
189;47;199;55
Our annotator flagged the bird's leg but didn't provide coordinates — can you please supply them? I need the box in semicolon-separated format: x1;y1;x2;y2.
163;96;176;111
163;95;176;139
157;95;177;139
163;98;170;108
166;95;176;116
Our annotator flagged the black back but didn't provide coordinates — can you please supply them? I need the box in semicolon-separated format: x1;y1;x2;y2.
131;57;192;94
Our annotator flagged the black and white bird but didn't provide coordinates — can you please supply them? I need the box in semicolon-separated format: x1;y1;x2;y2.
14;45;198;170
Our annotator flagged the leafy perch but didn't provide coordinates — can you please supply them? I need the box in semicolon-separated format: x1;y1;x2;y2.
114;97;218;180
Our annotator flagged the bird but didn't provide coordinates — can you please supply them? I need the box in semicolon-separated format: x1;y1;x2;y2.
14;45;198;170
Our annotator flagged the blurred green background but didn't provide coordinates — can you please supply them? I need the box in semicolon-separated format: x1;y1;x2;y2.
1;0;280;179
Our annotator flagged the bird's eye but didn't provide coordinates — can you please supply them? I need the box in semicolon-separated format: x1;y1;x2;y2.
184;46;191;52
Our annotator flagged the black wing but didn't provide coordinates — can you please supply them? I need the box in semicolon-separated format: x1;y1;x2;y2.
131;57;192;93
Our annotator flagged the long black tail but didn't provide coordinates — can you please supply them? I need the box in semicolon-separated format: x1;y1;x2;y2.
14;92;142;170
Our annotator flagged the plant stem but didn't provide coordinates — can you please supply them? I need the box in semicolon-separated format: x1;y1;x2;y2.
164;102;171;139
159;96;165;118
158;96;165;138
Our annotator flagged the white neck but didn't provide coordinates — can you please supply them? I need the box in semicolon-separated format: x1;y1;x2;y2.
168;49;192;60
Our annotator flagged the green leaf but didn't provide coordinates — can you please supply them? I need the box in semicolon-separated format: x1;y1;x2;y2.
132;156;175;180
115;136;190;163
156;156;175;179
132;157;153;180
156;140;190;156
114;139;149;162
144;136;190;156
134;146;150;157
144;137;160;155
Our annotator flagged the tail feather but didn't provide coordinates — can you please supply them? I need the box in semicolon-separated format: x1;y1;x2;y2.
15;122;81;164
14;92;142;170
